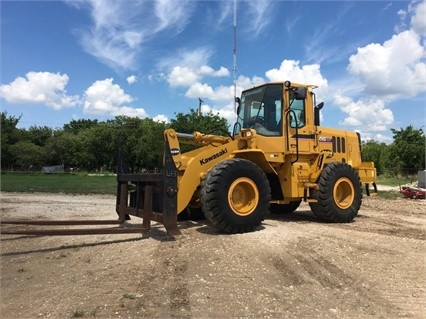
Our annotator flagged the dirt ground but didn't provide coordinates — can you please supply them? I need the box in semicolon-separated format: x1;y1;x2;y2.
1;191;425;319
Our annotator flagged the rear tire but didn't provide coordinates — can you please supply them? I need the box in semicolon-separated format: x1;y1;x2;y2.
270;200;301;214
201;158;271;233
309;162;362;223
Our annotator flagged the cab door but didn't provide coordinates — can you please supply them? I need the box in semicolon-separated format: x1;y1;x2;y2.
285;87;313;153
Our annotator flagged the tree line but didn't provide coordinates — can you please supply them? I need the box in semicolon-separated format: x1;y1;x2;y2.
1;111;424;175
1;110;229;173
361;125;425;176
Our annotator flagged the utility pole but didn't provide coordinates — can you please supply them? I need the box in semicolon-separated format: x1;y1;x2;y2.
198;98;204;115
233;0;237;115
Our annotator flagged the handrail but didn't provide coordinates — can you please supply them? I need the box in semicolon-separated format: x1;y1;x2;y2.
285;110;299;165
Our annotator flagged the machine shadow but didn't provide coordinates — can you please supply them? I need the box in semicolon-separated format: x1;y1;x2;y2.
267;209;321;223
181;209;327;236
1;221;208;256
1;236;145;257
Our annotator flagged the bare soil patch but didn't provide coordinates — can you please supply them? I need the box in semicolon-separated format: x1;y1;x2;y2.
1;192;425;319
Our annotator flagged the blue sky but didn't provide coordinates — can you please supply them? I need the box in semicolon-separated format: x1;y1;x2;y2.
1;0;425;142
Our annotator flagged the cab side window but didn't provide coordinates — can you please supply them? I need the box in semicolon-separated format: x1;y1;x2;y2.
289;93;305;128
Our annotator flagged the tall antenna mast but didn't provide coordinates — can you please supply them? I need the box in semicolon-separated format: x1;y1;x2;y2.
233;0;237;114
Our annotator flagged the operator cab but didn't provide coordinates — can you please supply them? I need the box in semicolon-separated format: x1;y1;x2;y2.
233;81;308;137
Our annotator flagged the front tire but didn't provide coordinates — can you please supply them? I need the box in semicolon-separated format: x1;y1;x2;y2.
309;162;362;223
200;158;271;233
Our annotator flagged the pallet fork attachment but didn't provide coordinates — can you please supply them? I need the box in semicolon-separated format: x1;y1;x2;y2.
116;141;180;236
1;142;180;237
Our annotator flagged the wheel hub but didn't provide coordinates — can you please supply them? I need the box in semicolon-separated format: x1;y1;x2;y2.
228;178;259;216
333;177;355;209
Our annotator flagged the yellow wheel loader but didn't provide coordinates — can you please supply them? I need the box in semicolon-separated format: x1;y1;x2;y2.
116;81;377;235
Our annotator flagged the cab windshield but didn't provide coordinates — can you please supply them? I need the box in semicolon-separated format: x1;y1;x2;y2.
236;83;283;136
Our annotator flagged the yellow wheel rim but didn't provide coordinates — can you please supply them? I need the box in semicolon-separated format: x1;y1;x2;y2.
333;177;355;209
228;178;259;216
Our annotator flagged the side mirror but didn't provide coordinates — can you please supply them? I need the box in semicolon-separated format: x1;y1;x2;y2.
314;102;324;126
316;102;324;110
235;97;241;115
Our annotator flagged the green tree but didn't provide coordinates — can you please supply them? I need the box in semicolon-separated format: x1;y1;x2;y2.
387;125;425;175
27;125;54;147
170;109;229;135
45;131;84;169
109;116;143;172
361;140;389;175
1;112;22;169
169;109;230;153
132;118;167;170
110;116;167;172
63;119;99;134
85;124;115;172
9;141;45;170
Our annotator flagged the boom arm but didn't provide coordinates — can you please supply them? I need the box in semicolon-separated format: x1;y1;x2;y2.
164;128;239;213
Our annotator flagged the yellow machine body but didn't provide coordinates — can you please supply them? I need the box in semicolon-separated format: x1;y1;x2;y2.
116;81;376;235
165;81;376;214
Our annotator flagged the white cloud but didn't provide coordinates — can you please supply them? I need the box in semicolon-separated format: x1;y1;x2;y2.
68;0;195;71
396;8;408;34
200;102;237;128
185;83;233;101
168;67;199;87
198;65;230;77
236;75;265;89
265;60;329;101
245;0;276;36
167;65;229;88
335;95;394;132
153;0;194;33
333;0;426;142
158;47;214;71
213;66;230;77
348;30;426;100
185;83;215;99
153;114;169;123
161;47;231;91
0;71;79;109
410;0;426;36
211;85;234;101
126;75;137;84
111;106;148;118
164;49;230;94
76;0;145;70
296;0;426;142
214;0;233;29
361;133;393;144
84;78;132;114
83;78;147;118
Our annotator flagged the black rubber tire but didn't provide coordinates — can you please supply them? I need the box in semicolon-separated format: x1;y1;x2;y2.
309;162;362;223
200;158;271;234
269;200;301;214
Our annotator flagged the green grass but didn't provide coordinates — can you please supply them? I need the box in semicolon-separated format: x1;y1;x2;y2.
376;190;402;199
1;172;415;196
1;173;116;194
376;175;415;186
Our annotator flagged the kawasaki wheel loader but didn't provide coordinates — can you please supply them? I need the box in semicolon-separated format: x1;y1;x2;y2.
116;81;377;236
